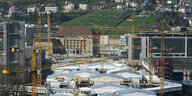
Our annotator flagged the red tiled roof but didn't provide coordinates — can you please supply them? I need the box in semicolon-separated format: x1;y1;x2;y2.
99;1;105;4
53;28;96;37
9;6;15;9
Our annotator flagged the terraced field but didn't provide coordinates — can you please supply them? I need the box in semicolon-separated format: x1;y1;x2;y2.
62;10;128;27
62;10;155;35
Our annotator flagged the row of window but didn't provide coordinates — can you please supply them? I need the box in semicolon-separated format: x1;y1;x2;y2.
154;54;185;57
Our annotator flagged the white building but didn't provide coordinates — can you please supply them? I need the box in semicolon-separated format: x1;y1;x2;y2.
79;3;88;10
50;93;73;96
27;4;38;13
45;3;59;13
114;0;124;3
64;3;75;12
128;1;137;7
178;7;191;13
156;4;166;12
100;35;109;45
8;6;15;17
116;5;123;10
167;0;178;5
91;83;128;95
116;89;156;96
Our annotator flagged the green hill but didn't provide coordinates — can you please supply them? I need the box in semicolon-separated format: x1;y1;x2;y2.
62;10;155;35
62;10;128;27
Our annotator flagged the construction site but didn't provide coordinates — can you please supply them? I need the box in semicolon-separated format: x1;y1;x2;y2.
0;0;192;96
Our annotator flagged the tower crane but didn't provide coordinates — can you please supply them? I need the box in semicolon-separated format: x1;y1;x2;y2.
149;39;153;88
54;76;174;96
2;40;114;96
100;27;105;73
3;34;177;96
47;6;51;60
37;9;42;87
159;21;189;96
127;19;135;68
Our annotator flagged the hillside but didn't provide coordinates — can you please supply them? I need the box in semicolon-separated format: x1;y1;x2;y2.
105;16;155;35
62;10;129;27
62;10;155;35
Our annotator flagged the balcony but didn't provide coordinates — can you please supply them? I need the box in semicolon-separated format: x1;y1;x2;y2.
9;32;19;36
10;45;19;48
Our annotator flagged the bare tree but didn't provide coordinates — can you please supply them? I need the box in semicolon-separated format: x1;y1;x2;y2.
0;66;27;96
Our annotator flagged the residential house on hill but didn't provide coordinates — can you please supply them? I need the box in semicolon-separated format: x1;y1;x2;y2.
79;3;88;10
45;3;59;13
64;1;75;12
27;4;38;13
8;6;15;17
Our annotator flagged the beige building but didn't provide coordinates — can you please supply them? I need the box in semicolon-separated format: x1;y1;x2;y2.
100;35;123;56
52;28;100;57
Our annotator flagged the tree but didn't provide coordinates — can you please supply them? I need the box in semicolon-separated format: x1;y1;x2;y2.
0;66;27;96
148;0;156;5
154;12;189;29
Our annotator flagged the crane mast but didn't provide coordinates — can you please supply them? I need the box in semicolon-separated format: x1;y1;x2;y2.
101;27;105;73
81;38;85;69
37;10;42;86
160;21;165;96
32;40;37;96
47;10;51;59
127;19;134;68
149;39;153;88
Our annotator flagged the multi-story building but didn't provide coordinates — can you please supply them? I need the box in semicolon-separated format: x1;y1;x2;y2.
122;33;192;62
34;39;53;59
52;28;100;57
25;25;56;45
0;22;25;66
100;35;123;56
120;34;149;62
156;58;174;80
0;22;29;83
130;32;192;80
120;33;192;80
45;3;59;13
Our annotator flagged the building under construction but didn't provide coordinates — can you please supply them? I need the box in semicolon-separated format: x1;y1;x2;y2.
0;8;191;96
0;21;30;83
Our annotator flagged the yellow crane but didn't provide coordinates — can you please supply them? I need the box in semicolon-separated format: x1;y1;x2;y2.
47;5;51;60
32;40;37;96
100;27;105;73
81;37;85;69
37;10;42;87
127;19;135;68
160;21;165;96
54;76;174;96
159;21;189;96
149;39;153;88
3;42;114;96
3;38;175;96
